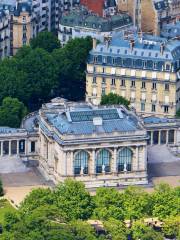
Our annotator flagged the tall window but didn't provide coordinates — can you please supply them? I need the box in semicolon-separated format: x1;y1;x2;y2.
141;102;145;111
96;149;111;174
74;150;89;175
142;81;146;89
117;148;133;172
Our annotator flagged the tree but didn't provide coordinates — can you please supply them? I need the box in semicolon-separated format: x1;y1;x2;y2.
104;218;128;240
122;186;152;220
52;37;92;101
69;220;97;240
101;93;130;108
162;216;180;239
131;220;163;240
54;179;93;221
151;184;179;219
0;178;3;196
30;31;61;53
20;188;54;214
93;188;124;220
0;97;27;128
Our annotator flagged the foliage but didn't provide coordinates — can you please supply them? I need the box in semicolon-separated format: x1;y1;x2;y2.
54;179;94;221
101;93;130;108
104;218;128;240
131;220;163;240
20;188;54;214
151;183;179;219
52;36;92;101
0;200;17;225
162;215;180;238
0;97;27;128
30;31;61;53
93;188;124;220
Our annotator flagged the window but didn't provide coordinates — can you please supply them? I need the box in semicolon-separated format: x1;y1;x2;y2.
96;149;111;174
142;82;146;89
164;106;169;113
31;141;35;152
121;79;125;86
102;78;106;84
152;104;156;112
165;83;169;91
111;78;116;85
143;61;147;68
141;102;145;111
74;151;89;175
102;88;105;96
92;77;96;84
152;82;156;90
131;81;135;87
117;148;132;172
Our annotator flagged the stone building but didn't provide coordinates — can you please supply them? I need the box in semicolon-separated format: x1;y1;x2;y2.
118;0;180;35
86;35;180;117
37;98;148;188
58;7;132;45
0;9;10;58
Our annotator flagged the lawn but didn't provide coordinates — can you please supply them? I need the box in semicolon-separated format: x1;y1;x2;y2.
0;199;17;225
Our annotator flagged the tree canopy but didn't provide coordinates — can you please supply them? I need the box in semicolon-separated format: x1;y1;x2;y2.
0;97;27;128
30;31;61;53
101;93;130;108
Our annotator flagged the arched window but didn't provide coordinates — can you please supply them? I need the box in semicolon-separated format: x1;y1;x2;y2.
117;148;133;172
96;149;111;174
74;150;89;175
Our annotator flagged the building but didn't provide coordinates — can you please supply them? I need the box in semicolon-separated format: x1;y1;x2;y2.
1;98;180;187
38;98;148;188
118;0;180;35
80;0;117;17
0;9;10;58
86;34;180;117
58;7;132;45
161;21;180;40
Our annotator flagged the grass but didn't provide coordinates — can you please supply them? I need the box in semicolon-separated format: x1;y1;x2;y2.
0;199;17;225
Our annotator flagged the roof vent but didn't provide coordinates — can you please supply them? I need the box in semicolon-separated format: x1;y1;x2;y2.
93;117;103;126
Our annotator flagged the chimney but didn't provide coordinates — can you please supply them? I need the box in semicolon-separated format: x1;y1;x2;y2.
93;38;97;50
160;43;165;55
129;39;135;52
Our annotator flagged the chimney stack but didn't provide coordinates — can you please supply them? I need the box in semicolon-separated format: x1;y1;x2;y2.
160;43;165;55
129;39;135;52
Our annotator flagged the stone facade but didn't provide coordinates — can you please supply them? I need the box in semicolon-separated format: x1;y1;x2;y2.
86;35;180;117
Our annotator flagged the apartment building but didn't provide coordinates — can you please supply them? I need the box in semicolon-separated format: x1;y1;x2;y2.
86;34;180;117
118;0;180;35
0;9;10;58
58;7;132;45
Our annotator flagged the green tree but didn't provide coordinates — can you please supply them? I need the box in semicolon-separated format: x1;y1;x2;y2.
20;188;54;214
101;93;130;108
53;37;92;101
162;216;180;239
104;218;128;240
93;188;124;220
0;178;3;196
131;220;163;240
30;31;61;53
54;179;93;221
0;97;27;128
122;186;152;220
151;184;179;219
69;220;97;240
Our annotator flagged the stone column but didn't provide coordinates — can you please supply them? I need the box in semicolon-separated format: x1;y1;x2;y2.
91;149;96;175
17;140;19;155
70;151;74;176
158;130;161;145
112;148;117;173
134;146;139;171
166;130;169;144
151;131;153;145
0;141;3;156
9;141;11;156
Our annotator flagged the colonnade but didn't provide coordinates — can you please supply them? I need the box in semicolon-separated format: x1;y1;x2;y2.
148;129;176;145
0;139;26;156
